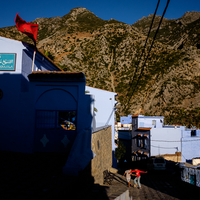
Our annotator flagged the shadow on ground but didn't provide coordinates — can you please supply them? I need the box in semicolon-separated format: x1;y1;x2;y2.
117;159;200;200
0;151;110;200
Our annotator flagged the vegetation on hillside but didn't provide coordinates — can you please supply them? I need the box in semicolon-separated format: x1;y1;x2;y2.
1;8;200;128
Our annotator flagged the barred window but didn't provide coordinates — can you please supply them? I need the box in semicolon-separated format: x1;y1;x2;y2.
36;111;56;129
36;110;76;130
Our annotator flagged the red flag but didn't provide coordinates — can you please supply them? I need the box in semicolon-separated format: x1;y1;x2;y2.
15;13;38;45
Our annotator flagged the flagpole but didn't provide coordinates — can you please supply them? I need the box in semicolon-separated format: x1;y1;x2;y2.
31;50;36;72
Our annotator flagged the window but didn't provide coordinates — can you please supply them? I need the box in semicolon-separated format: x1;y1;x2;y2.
191;130;196;136
132;156;136;161
139;122;144;127
36;111;56;129
152;120;156;128
140;139;143;147
143;138;147;148
137;137;141;147
36;110;76;130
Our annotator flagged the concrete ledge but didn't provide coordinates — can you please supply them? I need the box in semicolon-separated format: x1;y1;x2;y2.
109;167;118;173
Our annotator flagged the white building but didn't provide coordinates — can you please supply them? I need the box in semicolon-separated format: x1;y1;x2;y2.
181;128;200;163
121;114;200;163
85;86;118;167
151;125;181;156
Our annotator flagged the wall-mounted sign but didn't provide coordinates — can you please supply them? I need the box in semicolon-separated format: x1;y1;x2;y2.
0;53;16;71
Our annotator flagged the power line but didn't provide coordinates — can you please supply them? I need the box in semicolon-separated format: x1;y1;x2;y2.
152;138;200;142
124;0;161;103
124;0;170;113
152;140;181;142
151;145;177;149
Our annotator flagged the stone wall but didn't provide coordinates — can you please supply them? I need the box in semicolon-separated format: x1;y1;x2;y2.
91;126;112;185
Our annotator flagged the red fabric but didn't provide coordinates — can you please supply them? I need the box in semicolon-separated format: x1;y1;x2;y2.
15;13;38;45
131;170;146;177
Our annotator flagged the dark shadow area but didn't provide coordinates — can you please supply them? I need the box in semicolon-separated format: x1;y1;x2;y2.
107;172;127;186
115;159;200;199
177;43;184;49
0;151;110;200
122;159;200;200
186;159;192;164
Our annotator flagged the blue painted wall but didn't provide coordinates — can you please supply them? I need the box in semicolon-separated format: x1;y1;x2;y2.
0;37;92;155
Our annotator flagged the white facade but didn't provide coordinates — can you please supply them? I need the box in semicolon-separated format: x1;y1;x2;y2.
85;86;117;150
181;129;200;162
135;115;180;157
151;127;181;156
123;114;200;163
121;115;132;124
136;115;164;129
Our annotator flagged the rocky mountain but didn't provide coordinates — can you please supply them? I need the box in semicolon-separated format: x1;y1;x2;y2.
1;7;200;127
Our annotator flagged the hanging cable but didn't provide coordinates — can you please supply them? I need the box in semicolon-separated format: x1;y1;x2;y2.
125;0;161;96
152;138;200;142
151;145;177;149
123;0;160;112
124;0;170;113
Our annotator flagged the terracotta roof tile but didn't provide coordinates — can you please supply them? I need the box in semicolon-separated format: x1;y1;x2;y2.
137;127;151;131
132;115;139;118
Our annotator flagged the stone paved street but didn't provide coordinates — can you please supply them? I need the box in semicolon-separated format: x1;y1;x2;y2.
85;171;200;200
1;152;200;200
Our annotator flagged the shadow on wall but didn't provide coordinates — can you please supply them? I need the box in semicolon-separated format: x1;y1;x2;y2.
113;150;117;168
0;73;32;152
186;159;192;164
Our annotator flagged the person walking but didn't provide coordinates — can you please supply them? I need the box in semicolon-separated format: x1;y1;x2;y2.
123;169;134;187
131;169;147;189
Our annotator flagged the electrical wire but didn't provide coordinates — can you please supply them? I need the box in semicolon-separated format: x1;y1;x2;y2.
123;0;160;112
124;0;161;102
152;138;200;142
151;145;177;149
124;0;170;113
116;135;200;142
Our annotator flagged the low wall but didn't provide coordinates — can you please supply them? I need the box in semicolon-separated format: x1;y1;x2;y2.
161;152;182;162
192;158;200;165
180;164;200;187
91;126;112;185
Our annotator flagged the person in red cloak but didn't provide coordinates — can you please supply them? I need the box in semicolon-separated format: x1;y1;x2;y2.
131;169;147;189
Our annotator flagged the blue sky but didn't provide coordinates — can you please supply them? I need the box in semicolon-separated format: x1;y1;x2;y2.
0;0;200;28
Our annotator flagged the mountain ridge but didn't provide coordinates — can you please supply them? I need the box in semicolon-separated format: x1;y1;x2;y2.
1;8;200;127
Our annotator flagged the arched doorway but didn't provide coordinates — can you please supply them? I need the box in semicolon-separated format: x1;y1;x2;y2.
34;89;77;153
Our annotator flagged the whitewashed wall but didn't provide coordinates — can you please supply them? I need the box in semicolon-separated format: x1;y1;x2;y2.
138;116;164;129
85;86;117;167
151;128;181;156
